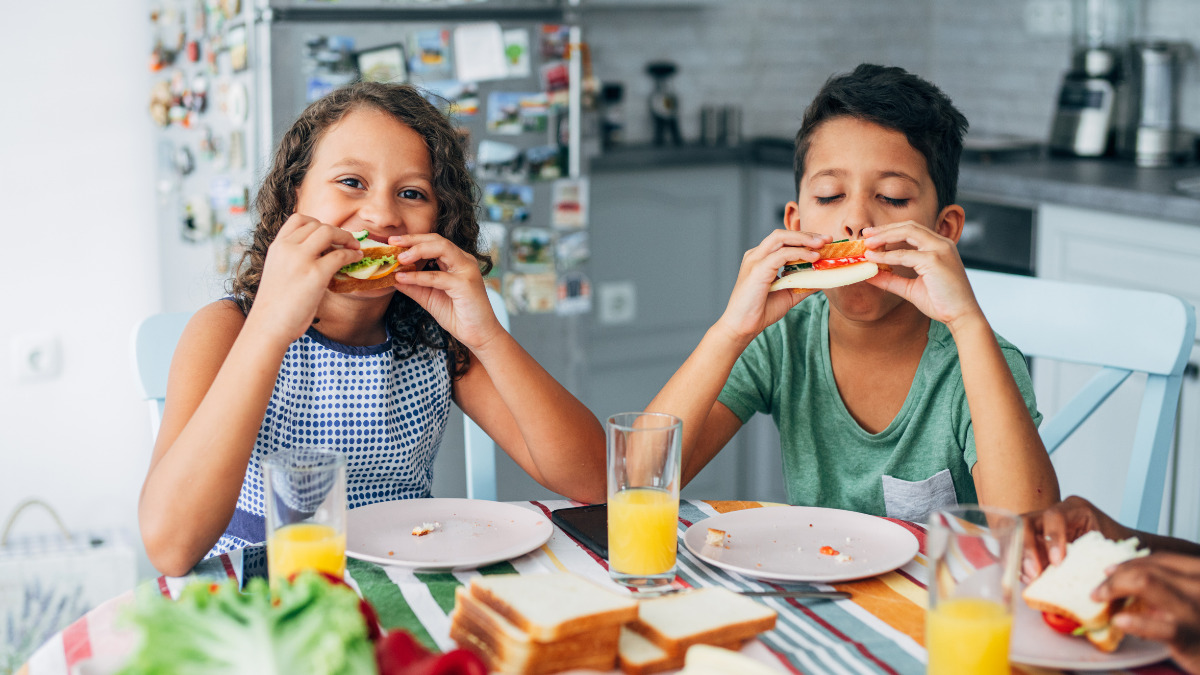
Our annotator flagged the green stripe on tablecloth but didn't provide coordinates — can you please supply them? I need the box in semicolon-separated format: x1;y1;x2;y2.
347;557;438;651
413;561;518;614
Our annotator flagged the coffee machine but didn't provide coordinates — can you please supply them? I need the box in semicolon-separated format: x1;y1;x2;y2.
1048;0;1136;157
1118;40;1192;166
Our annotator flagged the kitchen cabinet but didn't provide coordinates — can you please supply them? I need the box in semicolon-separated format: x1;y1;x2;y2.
1035;203;1200;540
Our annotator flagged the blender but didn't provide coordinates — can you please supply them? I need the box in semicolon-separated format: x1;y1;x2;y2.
1048;0;1138;157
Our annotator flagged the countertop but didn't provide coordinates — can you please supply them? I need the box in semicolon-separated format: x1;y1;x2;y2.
590;140;1200;225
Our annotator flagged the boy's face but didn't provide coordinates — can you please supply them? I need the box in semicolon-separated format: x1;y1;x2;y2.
785;116;958;322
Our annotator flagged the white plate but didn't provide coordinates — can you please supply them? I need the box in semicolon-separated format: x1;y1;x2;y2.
346;498;552;571
1011;583;1170;670
683;506;919;583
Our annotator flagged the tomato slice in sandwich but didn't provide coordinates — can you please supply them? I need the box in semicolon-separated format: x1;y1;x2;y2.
812;256;867;271
1041;611;1081;635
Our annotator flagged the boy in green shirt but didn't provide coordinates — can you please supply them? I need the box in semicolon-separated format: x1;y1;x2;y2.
647;64;1060;518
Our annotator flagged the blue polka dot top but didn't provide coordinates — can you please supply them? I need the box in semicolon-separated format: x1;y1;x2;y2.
205;322;451;559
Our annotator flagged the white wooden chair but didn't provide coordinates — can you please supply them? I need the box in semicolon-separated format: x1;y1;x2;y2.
967;269;1195;531
130;288;508;500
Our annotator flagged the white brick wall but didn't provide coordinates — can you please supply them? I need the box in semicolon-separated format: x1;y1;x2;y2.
584;0;1199;144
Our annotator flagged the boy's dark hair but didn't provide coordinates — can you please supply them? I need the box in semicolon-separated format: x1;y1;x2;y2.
793;64;968;211
230;81;489;378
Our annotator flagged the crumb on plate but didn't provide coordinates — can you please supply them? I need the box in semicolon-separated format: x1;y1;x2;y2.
411;521;441;536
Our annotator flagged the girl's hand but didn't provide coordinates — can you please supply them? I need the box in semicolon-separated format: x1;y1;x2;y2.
861;222;981;328
1020;495;1133;582
388;233;502;350
252;214;362;343
1094;553;1200;672
714;229;831;342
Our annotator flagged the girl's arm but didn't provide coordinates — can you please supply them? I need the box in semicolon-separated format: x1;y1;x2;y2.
864;220;1060;514
139;217;362;575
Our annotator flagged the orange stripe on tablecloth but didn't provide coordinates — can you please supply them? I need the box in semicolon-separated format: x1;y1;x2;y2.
702;500;768;513
834;574;928;643
61;614;92;669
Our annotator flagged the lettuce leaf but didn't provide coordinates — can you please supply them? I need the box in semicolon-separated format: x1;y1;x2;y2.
116;571;377;675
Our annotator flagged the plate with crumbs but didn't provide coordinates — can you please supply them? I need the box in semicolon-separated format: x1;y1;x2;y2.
347;498;552;571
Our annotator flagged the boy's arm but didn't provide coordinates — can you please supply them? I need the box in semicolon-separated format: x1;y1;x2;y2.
863;221;1060;514
644;228;829;483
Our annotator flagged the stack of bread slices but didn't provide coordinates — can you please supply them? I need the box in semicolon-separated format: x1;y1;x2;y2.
449;572;639;674
449;573;779;675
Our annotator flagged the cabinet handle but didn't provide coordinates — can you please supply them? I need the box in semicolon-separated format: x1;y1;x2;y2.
1186;362;1199;380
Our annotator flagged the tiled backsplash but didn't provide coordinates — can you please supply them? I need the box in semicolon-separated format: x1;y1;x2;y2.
584;0;1199;147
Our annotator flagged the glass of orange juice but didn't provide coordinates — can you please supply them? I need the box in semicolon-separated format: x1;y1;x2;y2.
263;447;347;588
924;505;1023;675
606;412;682;590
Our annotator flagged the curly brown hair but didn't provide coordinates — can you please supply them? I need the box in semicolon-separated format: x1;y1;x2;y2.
229;82;490;378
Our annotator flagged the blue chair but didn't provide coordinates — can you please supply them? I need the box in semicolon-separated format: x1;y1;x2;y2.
967;269;1195;531
130;288;509;500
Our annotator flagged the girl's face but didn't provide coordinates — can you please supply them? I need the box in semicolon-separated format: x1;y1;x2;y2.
787;116;947;322
295;107;438;245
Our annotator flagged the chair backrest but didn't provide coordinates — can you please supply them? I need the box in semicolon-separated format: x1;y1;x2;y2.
130;289;508;500
967;269;1195;531
131;311;192;440
462;288;508;501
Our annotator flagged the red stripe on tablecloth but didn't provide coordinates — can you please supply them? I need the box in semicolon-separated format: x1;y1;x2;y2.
220;553;237;579
61;614;92;669
788;599;902;675
896;566;927;590
530;500;609;570
885;517;926;549
767;648;806;675
157;576;171;597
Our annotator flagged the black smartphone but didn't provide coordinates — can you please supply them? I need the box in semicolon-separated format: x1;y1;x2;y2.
550;503;608;559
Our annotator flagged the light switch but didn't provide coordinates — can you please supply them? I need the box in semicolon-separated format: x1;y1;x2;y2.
598;281;637;325
10;333;62;383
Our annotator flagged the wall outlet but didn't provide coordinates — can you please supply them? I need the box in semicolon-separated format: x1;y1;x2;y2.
598;281;637;325
1025;0;1072;36
10;333;62;383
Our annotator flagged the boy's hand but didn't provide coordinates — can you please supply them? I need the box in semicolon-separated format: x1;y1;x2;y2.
715;229;830;342
861;221;981;329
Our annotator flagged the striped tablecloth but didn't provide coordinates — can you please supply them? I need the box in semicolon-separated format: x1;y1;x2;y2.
19;499;1184;675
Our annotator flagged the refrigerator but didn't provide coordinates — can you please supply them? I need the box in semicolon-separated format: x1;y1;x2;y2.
149;0;593;498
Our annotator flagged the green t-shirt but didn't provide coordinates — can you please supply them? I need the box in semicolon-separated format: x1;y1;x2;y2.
717;294;1042;520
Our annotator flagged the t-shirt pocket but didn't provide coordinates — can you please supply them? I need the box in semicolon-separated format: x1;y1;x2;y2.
881;469;958;521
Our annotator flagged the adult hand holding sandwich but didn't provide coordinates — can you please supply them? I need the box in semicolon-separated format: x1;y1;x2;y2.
1023;496;1200;672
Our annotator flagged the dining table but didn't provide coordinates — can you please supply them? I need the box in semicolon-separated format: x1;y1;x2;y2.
18;499;1187;675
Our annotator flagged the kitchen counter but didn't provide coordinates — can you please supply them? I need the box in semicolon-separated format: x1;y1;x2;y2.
590;140;1200;225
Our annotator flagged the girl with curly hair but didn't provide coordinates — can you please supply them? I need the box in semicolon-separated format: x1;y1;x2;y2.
138;82;605;576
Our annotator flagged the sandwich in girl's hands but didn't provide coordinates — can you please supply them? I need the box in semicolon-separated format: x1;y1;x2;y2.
329;229;418;293
1022;530;1149;652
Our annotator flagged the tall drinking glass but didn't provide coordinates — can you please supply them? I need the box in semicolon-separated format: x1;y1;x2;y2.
606;412;682;590
263;447;347;587
925;505;1023;675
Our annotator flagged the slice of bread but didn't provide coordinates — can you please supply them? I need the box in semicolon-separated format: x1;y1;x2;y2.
467;572;638;642
618;627;744;675
628;587;776;657
1022;530;1147;653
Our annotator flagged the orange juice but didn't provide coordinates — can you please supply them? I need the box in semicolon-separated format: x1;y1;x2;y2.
925;597;1013;675
608;487;678;575
267;522;346;584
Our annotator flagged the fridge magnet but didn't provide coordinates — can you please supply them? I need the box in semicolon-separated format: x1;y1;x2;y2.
555;230;589;270
228;129;245;169
476;140;524;181
525;145;562;181
502;28;531;78
223;81;248;125
551;177;588;229
356;43;408;84
556;271;592;316
226;23;247;72
181;195;214;243
486;92;549;135
510;226;555;273
304;36;357;102
540;24;570;61
453;22;508;83
479;221;507;283
483;182;533;223
149;80;172;126
503;272;557;315
541;60;570;106
422;80;479;117
408;29;453;81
